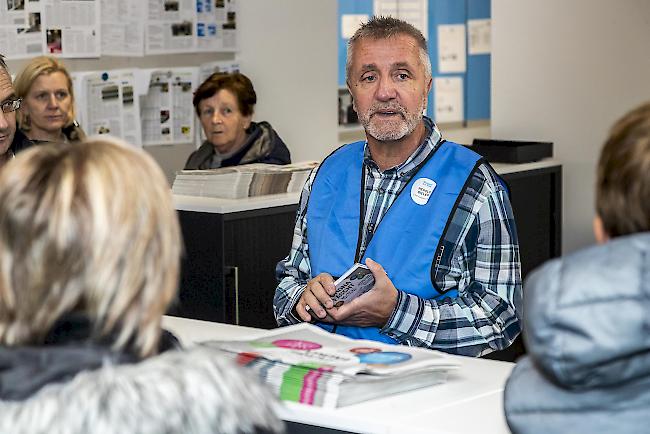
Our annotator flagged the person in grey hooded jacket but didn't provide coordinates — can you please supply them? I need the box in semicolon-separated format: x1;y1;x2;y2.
0;138;283;434
504;102;650;433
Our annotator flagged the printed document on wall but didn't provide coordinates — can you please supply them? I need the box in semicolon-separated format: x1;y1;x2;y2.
146;0;195;54
198;59;239;84
78;70;143;147
374;0;427;37
140;68;198;146
41;0;101;58
195;0;238;52
437;24;466;73
101;0;145;56
0;0;44;59
468;18;490;55
434;76;463;123
341;14;368;39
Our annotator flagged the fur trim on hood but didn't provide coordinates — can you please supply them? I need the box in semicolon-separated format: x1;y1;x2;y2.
0;347;284;434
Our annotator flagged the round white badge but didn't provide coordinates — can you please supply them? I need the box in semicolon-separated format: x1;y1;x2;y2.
410;177;437;205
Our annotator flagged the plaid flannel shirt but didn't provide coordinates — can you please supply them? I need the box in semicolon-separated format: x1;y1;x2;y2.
274;118;521;356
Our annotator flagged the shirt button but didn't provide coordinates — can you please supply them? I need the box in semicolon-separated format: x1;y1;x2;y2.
367;223;374;233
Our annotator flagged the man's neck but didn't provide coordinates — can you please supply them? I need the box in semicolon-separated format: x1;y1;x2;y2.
366;121;427;171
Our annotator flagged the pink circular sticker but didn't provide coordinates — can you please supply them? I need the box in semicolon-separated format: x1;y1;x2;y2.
272;339;322;350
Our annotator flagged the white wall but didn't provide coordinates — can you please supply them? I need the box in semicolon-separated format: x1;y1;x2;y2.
238;0;337;164
492;0;650;253
6;0;338;183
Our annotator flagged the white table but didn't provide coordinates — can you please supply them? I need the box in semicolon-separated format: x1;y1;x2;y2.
163;316;514;434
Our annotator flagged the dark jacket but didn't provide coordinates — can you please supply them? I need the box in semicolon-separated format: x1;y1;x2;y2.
504;233;650;433
0;316;284;434
8;129;34;155
185;121;291;170
8;122;86;157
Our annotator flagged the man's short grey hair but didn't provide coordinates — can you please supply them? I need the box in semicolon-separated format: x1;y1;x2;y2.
345;16;432;84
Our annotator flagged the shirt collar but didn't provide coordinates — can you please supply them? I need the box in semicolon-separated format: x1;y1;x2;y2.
363;116;443;175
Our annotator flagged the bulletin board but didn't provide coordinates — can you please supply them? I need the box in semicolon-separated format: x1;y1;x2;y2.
337;0;491;123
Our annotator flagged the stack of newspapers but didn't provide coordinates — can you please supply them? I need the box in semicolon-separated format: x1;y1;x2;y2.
172;162;319;199
203;323;458;408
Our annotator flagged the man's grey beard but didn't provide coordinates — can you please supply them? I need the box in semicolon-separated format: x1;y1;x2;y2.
359;99;426;142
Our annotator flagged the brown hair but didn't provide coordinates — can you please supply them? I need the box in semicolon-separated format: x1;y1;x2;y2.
13;56;76;130
346;16;432;83
596;102;650;238
193;72;256;117
0;138;181;357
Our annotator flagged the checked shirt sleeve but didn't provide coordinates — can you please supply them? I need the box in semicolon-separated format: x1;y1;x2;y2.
273;168;318;326
381;164;522;356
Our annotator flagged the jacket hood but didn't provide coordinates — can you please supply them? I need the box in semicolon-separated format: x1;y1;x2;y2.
238;121;284;165
0;347;284;434
522;232;650;390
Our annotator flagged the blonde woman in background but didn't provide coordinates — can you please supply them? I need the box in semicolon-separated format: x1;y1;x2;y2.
13;56;85;144
0;138;283;434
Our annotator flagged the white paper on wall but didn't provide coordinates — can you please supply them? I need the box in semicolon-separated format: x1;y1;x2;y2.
41;0;101;58
78;69;143;147
100;0;145;56
374;0;428;38
0;0;45;59
195;0;238;52
146;0;196;55
468;18;490;55
341;14;368;39
434;76;463;123
437;24;466;73
140;67;198;146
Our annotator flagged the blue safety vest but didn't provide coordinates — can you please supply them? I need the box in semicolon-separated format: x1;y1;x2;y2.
306;140;482;343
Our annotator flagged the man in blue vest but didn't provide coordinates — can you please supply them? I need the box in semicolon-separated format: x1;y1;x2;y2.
274;16;521;356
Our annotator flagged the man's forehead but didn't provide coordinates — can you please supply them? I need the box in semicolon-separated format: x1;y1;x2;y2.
353;35;421;63
352;35;422;69
0;70;14;99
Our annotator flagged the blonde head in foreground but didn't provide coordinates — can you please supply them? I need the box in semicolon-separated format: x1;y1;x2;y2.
0;138;181;357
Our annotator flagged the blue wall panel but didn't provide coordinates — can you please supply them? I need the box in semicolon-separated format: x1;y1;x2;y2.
427;0;467;120
466;0;490;120
338;0;373;86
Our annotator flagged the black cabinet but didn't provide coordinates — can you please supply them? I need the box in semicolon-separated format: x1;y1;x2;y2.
170;163;562;337
502;165;562;279
169;205;297;329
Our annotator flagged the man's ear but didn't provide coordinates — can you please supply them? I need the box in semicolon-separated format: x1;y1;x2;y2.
346;82;357;113
593;215;609;244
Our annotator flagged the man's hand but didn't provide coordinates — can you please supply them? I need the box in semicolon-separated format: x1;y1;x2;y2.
322;258;398;327
295;273;336;322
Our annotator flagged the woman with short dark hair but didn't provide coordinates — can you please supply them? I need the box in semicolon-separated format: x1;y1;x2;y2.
185;72;291;170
